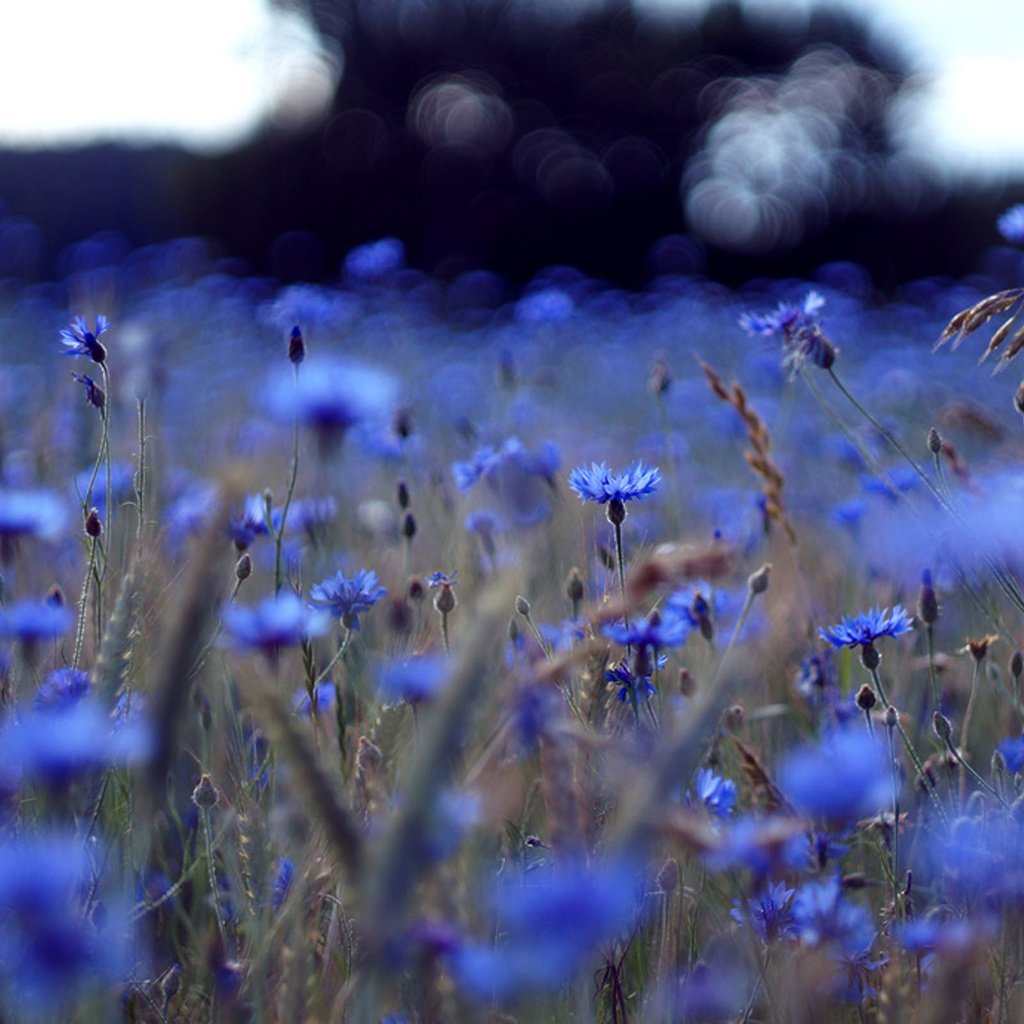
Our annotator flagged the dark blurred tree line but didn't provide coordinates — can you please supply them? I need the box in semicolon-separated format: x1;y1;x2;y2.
0;0;1017;290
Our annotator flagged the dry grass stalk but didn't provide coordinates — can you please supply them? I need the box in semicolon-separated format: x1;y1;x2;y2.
699;359;797;544
935;287;1024;373
732;736;792;813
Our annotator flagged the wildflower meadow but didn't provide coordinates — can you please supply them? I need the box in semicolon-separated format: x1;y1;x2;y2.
6;216;1024;1024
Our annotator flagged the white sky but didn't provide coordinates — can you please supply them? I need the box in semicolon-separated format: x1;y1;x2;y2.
0;0;1020;176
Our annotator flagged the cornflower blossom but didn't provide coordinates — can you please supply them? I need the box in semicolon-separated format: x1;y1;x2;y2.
0;832;132;1015
731;881;797;942
0;489;66;542
605;662;656;704
222;592;328;657
59;314;109;363
448;858;640;1002
70;372;105;410
779;730;893;822
739;291;836;379
428;570;457;589
33;668;90;710
998;735;1024;774
997;203;1024;245
0;600;72;643
452;438;561;526
603;611;690;652
792;875;876;959
692;767;738;819
377;655;452;705
227;493;270;551
309;569;387;630
567;461;660;507
819;606;913;668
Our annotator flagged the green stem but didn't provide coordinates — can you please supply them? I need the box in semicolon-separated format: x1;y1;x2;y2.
274;365;301;594
960;658;981;753
135;397;146;553
200;806;229;949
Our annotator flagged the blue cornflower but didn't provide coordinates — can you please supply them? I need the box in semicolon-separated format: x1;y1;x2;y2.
377;655;452;705
428;570;458;589
222;592;329;657
779;730;893;822
704;815;807;877
0;489;67;541
731;881;797;942
0;698;151;790
70;372;105;410
606;662;656;704
792;875;876;958
309;568;387;630
266;358;396;450
452;438;561;526
448;858;641;1003
0;832;132;1015
33;668;90;710
819;605;914;651
60;314;109;362
998;735;1024;774
271;857;294;910
602;611;690;651
343;237;405;284
692;767;737;819
227;493;270;551
739;291;836;378
0;600;72;643
567;461;660;506
997;203;1024;245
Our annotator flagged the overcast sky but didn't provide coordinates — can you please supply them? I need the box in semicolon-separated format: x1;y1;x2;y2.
0;0;1020;177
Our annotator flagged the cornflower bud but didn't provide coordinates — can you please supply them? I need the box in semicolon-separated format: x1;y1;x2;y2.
918;568;938;625
856;684;877;712
235;552;253;582
192;773;219;809
85;507;103;538
927;427;942;454
287;325;305;365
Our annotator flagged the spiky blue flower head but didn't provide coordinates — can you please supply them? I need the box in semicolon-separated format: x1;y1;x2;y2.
779;730;893;822
222;591;329;656
70;372;105;410
309;569;387;631
377;655;452;705
33;668;90;711
0;600;73;643
693;767;738;819
567;461;661;505
997;204;1024;245
0;489;67;540
819;605;914;650
739;291;835;378
731;881;797;942
428;570;458;589
227;493;271;551
602;611;690;651
792;875;876;958
60;314;109;362
606;662;657;704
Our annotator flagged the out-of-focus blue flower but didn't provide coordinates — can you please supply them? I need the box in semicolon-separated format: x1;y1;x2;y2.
448;858;641;1003
70;372;105;410
343;237;405;284
0;600;72;643
671;960;748;1022
271;857;294;910
293;682;336;716
567;461;660;505
999;735;1024;774
731;881;796;942
33;668;90;710
377;655;452;705
73;462;134;519
428;570;457;589
739;291;835;378
704;815;808;877
692;767;737;819
60;314;109;362
606;662;656;704
792;875;876;958
0;831;132;1015
603;611;690;651
309;569;387;630
894;917;984;955
0;698;151;789
222;592;329;656
227;493;270;550
779;730;893;822
819;605;913;650
514;287;576;326
266;358;396;446
997;204;1024;245
277;496;336;534
0;489;66;540
453;438;561;526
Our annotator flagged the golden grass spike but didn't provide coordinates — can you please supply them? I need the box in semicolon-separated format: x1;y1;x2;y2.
978;310;1019;363
995;324;1024;373
732;736;792;813
936;288;1024;351
92;560;140;706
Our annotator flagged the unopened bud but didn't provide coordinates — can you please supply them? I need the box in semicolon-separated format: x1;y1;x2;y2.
856;684;877;712
515;595;531;618
397;480;410;509
434;584;456;615
724;704;744;732
191;773;219;809
85;507;103;538
508;617;519;644
927;427;942;454
235;552;252;582
1011;649;1023;683
287;325;305;364
932;710;953;744
401;511;417;540
918;568;938;625
884;705;898;729
860;642;881;671
748;563;771;595
566;567;584;606
407;577;425;602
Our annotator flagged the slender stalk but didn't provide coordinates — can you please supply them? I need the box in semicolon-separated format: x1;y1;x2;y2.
274;364;301;594
200;805;229;949
135;396;147;553
959;657;982;753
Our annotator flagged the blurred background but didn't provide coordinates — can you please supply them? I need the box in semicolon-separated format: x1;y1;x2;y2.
2;0;1023;291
